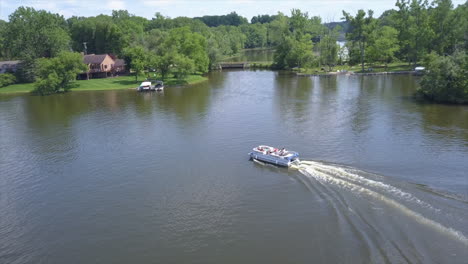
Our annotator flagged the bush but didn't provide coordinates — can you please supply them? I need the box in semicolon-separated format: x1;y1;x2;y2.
0;73;16;87
33;52;87;95
416;51;468;104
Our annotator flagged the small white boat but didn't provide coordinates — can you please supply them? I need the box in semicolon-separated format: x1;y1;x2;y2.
249;145;300;167
137;80;164;92
138;81;153;92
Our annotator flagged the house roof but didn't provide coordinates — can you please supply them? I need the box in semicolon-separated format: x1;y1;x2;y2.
83;54;110;64
0;60;21;67
114;59;125;67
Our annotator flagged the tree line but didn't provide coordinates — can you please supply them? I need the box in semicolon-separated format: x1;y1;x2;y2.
0;0;466;101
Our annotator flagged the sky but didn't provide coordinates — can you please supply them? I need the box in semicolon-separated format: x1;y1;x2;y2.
0;0;466;22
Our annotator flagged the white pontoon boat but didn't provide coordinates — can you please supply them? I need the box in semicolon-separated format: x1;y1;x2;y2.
249;145;300;167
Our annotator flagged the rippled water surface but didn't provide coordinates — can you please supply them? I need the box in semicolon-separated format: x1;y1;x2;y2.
1;71;467;263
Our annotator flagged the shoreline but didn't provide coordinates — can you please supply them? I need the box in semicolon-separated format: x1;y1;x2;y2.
297;71;417;77
0;75;208;95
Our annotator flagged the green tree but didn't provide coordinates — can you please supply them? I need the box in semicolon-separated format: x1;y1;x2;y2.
5;7;70;59
417;51;467;104
318;27;340;71
394;0;433;65
122;46;147;82
251;14;278;24
194;12;248;27
241;23;267;48
161;27;209;73
267;12;289;46
272;9;318;69
342;9;376;72
173;54;195;80
366;26;399;69
33;52;87;95
0;73;16;87
154;50;176;80
69;15;126;55
0;20;7;59
274;34;315;69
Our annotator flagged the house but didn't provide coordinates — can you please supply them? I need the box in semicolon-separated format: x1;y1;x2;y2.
79;54;126;79
112;59;127;75
0;60;21;74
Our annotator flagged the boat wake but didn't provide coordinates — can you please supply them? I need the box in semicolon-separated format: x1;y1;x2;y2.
287;160;468;261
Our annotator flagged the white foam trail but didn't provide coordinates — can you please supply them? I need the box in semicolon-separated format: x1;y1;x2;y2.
298;163;468;247
299;161;439;212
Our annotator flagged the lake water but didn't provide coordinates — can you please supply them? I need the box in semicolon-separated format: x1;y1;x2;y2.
1;70;467;263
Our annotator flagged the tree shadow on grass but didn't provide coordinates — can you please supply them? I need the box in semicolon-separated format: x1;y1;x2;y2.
111;79;138;85
164;79;188;86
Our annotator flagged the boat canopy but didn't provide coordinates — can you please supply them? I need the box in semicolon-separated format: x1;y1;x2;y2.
140;81;152;87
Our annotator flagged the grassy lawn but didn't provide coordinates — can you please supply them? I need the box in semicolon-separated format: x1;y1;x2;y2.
0;82;35;93
0;74;208;94
300;62;414;75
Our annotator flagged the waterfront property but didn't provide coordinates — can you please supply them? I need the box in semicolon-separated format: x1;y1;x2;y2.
79;54;127;79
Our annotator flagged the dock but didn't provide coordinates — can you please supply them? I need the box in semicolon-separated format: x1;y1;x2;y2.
219;62;250;69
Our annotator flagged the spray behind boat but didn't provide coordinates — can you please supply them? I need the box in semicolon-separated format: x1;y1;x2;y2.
248;145;468;248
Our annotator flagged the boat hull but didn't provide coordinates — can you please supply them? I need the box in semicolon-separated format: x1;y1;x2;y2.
249;151;295;167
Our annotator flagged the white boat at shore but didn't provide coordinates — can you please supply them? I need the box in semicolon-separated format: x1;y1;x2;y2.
137;80;164;92
249;145;300;167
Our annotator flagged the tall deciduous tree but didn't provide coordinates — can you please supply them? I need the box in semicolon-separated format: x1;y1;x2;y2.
5;7;70;59
0;20;7;59
318;27;340;71
274;34;315;69
366;26;399;69
122;46;147;82
69;15;125;55
343;9;376;72
394;0;433;65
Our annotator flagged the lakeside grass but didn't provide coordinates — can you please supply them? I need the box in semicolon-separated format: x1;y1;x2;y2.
299;62;414;75
0;74;208;94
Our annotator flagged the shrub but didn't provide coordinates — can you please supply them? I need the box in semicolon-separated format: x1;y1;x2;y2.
416;51;468;104
0;73;16;87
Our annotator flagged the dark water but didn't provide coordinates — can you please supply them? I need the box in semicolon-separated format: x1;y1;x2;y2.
1;71;467;263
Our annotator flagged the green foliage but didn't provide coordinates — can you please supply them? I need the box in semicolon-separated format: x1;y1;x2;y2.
33;52;87;95
14;59;37;83
5;7;70;59
366;26;399;68
274;34;315;69
194;12;248;27
272;9;322;69
123;46;147;81
241;23;268;48
251;14;278;24
318;28;340;71
394;0;433;65
0;73;16;87
69;15;125;55
146;27;210;79
0;20;7;59
342;9;377;71
417;51;468;104
266;13;289;46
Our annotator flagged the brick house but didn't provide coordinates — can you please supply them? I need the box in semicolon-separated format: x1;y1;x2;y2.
80;54;126;79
